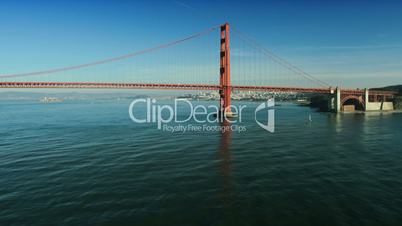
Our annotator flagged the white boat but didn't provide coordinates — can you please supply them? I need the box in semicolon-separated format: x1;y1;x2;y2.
40;97;63;103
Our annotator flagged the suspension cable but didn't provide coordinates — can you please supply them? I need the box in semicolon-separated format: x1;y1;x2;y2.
232;27;331;88
0;26;219;79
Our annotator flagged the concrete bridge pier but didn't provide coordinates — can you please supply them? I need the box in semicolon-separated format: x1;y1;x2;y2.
335;87;341;112
364;89;394;111
328;88;335;111
327;87;341;112
364;88;369;111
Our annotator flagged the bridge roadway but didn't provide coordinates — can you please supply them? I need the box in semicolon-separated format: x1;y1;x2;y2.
0;82;396;96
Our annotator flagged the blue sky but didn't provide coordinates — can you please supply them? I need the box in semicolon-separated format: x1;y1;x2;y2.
0;0;401;88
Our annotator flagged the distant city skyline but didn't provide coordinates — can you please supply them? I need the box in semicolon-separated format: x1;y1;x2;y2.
1;0;402;89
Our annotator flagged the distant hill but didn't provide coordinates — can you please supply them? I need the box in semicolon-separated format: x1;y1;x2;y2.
372;85;402;96
0;92;151;101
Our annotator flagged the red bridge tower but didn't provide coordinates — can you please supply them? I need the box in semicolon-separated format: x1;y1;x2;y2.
219;23;232;116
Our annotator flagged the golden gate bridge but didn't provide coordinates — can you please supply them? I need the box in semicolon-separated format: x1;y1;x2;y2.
0;23;395;113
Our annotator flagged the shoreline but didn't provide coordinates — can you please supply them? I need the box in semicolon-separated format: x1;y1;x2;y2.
340;109;402;114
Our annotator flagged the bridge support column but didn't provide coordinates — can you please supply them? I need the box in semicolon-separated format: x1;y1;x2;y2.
219;23;232;117
328;87;335;111
335;87;341;112
364;88;369;111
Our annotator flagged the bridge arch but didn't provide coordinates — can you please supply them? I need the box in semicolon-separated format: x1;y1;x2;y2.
341;95;365;111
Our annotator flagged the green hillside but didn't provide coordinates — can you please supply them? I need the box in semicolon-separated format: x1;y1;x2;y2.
372;85;402;96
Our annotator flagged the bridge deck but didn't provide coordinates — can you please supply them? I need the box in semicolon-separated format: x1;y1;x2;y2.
0;82;396;96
